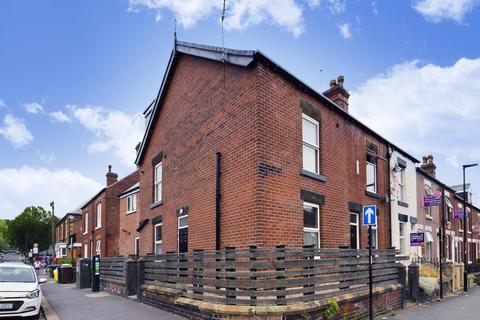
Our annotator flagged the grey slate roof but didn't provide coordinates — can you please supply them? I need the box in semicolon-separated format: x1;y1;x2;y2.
135;40;419;165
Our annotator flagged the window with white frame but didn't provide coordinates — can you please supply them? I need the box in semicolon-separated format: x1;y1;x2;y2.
83;212;88;234
349;212;359;249
302;114;320;174
96;203;102;229
178;215;189;253
399;222;405;254
154;223;162;254
96;240;101;255
425;232;433;259
303;202;320;249
154;163;163;203
134;237;140;256
424;185;433;218
127;193;137;213
60;246;67;257
458;204;464;231
84;243;88;258
398;169;405;202
366;152;377;193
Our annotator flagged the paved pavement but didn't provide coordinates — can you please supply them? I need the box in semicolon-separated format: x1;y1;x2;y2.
377;286;480;320
42;282;184;320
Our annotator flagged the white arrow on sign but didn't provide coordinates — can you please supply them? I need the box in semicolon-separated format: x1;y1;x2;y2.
365;207;375;224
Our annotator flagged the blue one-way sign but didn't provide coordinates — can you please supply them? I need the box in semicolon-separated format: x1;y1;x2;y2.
363;205;377;226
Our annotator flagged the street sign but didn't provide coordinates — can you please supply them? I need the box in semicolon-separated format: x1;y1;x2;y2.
423;191;442;207
363;205;377;226
410;233;424;247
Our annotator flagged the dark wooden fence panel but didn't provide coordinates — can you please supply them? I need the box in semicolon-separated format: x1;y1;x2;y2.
140;248;406;306
100;256;126;285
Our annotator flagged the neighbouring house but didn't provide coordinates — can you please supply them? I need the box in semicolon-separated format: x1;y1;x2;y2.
390;150;419;260
54;210;83;261
133;40;418;255
415;155;480;263
81;166;139;258
118;182;140;256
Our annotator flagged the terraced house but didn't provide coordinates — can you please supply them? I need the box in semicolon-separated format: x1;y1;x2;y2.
133;40;418;255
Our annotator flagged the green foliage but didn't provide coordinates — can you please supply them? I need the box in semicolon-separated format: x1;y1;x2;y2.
0;219;9;251
57;257;76;265
323;299;340;320
7;206;58;254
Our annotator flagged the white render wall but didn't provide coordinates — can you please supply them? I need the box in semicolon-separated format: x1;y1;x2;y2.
390;150;418;260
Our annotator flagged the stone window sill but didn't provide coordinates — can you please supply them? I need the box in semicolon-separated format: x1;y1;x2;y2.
365;191;381;199
425;215;433;220
300;169;326;182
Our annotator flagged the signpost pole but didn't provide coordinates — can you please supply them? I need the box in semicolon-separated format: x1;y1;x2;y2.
368;225;373;320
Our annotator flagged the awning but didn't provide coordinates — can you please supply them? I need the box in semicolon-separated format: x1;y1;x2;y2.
425;232;434;242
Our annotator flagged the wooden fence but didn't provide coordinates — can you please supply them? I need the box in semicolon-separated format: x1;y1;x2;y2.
100;256;126;285
140;247;406;306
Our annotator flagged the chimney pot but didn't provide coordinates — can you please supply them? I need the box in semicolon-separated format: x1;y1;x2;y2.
329;79;337;88
106;165;118;186
421;155;436;177
337;75;344;87
323;76;350;112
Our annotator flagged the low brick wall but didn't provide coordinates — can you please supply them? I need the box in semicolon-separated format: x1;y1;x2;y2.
139;283;403;320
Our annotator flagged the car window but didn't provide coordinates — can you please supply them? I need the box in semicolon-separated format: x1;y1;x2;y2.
0;267;36;283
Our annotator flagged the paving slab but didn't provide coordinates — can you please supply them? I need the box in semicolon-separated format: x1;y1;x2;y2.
42;282;184;320
376;286;480;320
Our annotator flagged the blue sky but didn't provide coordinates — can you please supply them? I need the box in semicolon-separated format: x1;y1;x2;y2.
1;0;480;218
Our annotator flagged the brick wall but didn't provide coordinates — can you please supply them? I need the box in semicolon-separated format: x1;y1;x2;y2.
119;190;139;256
137;53;391;254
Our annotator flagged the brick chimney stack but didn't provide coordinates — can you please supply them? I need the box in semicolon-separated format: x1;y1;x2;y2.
323;75;350;112
421;155;436;177
106;165;118;186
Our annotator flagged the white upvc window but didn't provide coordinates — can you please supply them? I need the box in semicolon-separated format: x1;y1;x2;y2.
154;223;162;255
303;202;320;249
366;154;377;193
398;169;405;202
127;193;137;213
154;163;163;203
458;204;464;231
302;114;320;174
96;203;102;229
399;222;405;254
83;212;88;235
349;212;359;249
134;237;140;256
96;240;101;256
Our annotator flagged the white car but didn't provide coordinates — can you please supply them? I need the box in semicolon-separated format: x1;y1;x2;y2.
0;262;47;318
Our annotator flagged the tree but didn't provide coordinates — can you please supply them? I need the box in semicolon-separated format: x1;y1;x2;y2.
0;219;9;251
7;206;58;253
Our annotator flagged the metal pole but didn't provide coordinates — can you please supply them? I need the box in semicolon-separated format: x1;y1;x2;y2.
463;168;468;292
369;225;373;320
50;201;55;263
439;189;445;299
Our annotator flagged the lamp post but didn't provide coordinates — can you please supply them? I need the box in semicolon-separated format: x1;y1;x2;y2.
50;201;55;263
462;163;477;292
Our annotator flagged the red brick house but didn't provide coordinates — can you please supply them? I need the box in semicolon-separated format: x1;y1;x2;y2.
416;155;480;263
118;182;140;256
54;210;82;261
134;41;417;255
81;166;139;258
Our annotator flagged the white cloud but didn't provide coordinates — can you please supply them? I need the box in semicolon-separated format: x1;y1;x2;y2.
338;22;351;39
0;166;102;219
24;102;44;114
0;100;6;108
36;151;56;165
69;105;144;167
350;57;480;170
413;0;478;23
50;110;72;123
128;0;307;37
0;114;34;148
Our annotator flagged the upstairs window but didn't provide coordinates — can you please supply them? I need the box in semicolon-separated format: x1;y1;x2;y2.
366;154;377;193
398;169;405;202
154;163;163;203
96;240;101;256
83;212;88;235
96;203;102;229
302;114;319;174
445;197;453;223
424;185;433;218
127;193;137;213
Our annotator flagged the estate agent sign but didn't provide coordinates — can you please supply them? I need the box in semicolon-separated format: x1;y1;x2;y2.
410;233;425;247
423;191;442;207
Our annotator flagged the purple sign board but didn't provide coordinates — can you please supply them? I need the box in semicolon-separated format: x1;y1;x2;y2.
410;233;424;247
423;191;442;207
454;208;471;219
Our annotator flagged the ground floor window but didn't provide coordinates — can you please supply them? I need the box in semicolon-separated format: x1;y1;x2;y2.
178;215;188;253
135;237;140;256
303;202;320;249
84;243;88;258
154;223;162;255
349;212;359;249
399;222;405;254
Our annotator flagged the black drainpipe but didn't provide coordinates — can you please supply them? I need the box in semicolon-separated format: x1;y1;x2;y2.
387;144;393;248
215;152;222;251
